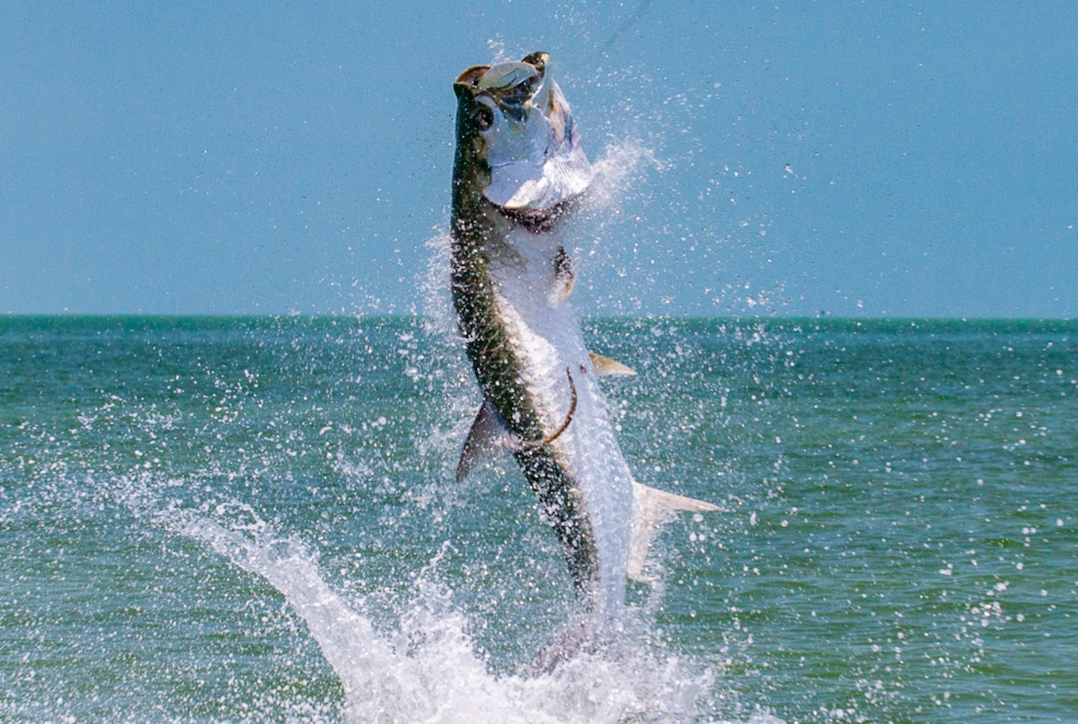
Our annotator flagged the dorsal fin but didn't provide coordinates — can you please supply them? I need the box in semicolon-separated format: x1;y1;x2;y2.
455;401;517;483
589;352;636;377
628;482;724;581
456;369;578;482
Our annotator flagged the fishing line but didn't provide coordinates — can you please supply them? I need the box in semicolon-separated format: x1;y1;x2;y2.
563;0;654;76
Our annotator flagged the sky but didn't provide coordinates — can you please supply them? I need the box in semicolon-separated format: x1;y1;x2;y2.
2;0;1076;318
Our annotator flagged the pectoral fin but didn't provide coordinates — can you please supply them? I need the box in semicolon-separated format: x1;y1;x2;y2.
628;482;724;581
455;401;517;483
589;352;636;377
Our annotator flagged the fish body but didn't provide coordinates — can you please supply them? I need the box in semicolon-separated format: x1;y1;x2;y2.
450;53;717;613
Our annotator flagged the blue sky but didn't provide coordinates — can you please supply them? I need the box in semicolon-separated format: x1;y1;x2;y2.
2;1;1076;317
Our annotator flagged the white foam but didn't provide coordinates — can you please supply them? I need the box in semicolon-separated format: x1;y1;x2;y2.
159;503;735;724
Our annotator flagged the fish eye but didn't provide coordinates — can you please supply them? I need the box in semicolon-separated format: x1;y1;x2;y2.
475;107;494;130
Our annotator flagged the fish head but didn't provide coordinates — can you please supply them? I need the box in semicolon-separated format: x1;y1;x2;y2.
453;52;593;214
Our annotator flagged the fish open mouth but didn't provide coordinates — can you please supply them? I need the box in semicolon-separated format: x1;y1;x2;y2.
455;52;593;212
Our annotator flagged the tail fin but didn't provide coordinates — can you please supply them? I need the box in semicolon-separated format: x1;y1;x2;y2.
628;482;724;581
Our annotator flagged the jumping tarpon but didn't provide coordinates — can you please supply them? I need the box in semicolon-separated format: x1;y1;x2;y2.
450;52;719;615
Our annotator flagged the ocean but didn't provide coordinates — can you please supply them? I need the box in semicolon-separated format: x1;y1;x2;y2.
1;315;1075;723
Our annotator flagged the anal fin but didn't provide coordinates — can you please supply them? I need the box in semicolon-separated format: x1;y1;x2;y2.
628;482;724;581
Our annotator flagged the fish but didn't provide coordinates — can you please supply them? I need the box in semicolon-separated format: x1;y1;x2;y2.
450;51;720;615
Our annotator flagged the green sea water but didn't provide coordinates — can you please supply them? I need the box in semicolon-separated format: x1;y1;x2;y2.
1;316;1075;723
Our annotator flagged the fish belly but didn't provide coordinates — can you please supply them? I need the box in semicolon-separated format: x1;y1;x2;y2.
488;229;634;611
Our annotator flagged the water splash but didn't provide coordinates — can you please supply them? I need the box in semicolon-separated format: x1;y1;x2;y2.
587;139;663;212
156;500;733;724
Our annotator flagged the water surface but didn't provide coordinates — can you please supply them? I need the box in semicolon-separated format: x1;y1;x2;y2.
2;316;1075;722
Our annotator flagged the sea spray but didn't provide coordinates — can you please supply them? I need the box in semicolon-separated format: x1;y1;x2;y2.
6;317;1073;721
159;500;721;723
